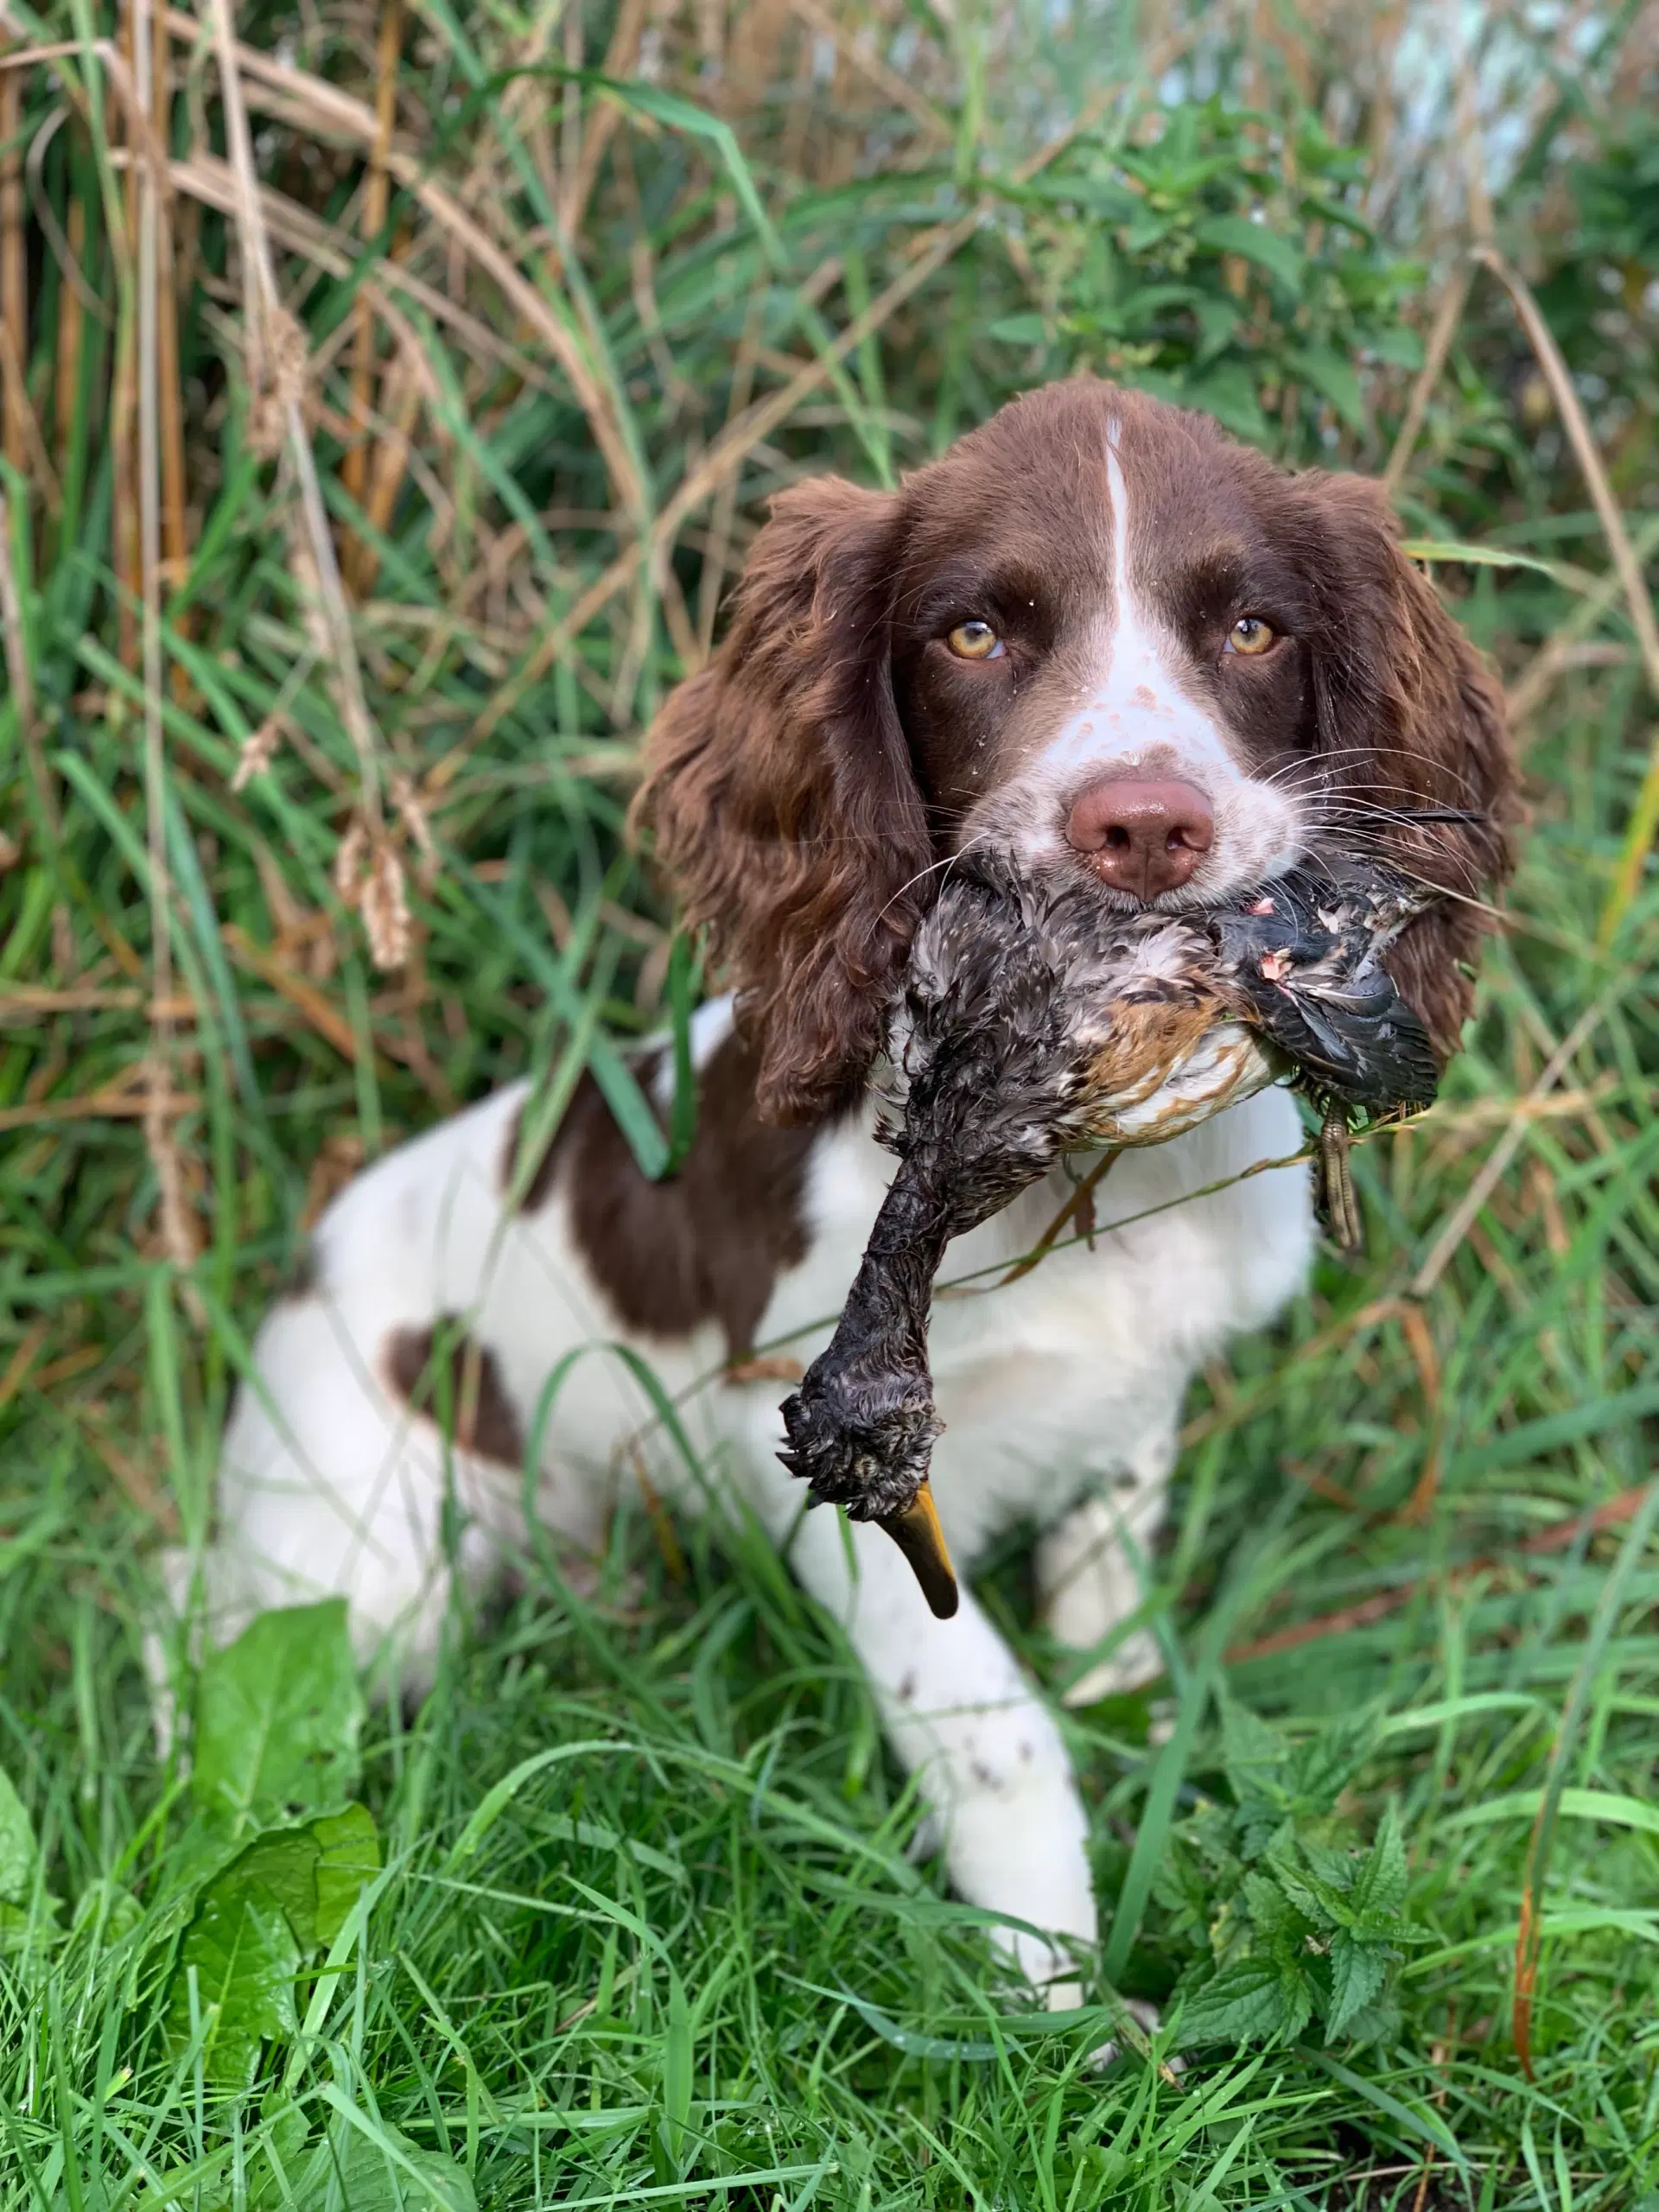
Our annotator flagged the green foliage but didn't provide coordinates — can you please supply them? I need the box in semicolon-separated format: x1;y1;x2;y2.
996;103;1422;452
136;2097;476;2211
190;1599;365;1829
167;1885;302;2090
1154;1702;1426;2050
0;1766;60;1951
162;1606;381;2088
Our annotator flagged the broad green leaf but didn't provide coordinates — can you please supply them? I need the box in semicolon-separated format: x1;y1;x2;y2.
221;1829;325;1952
988;313;1049;346
1286;1707;1379;1815
1179;1956;1301;2045
311;1803;382;1945
1192;292;1241;366
0;1767;38;1904
193;1602;363;1827
1368;327;1425;369
169;1885;302;2089
296;2102;479;2212
259;2089;312;2171
0;1766;58;1951
70;1878;144;1946
1287;343;1366;432
1351;1802;1408;1920
1194;213;1305;289
1266;1843;1346;1931
1220;1697;1287;1790
1188;363;1271;443
1241;1869;1301;1942
1325;1930;1389;2040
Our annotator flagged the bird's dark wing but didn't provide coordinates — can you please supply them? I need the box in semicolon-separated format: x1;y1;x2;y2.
1211;866;1441;1111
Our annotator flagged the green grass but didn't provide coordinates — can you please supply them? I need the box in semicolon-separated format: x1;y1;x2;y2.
3;3;1659;2203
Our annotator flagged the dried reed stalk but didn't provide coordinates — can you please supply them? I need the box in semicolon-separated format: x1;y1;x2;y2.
1382;263;1470;502
203;0;410;966
1505;511;1659;730
358;348;423;594
438;208;982;782
132;0;201;1304
341;0;401;596
111;12;140;670
0;61;25;479
149;0;188;685
162;149;544;388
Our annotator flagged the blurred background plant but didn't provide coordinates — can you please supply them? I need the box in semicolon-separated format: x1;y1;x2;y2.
1;1;1657;2205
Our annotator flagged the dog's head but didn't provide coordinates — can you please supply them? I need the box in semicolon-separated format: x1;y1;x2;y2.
636;378;1515;1125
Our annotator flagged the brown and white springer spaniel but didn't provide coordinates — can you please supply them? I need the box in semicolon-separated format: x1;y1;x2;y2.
162;379;1513;1999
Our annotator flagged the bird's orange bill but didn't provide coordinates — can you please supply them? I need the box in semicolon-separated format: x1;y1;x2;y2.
877;1482;959;1619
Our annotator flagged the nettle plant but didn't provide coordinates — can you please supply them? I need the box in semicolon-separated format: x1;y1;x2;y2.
994;100;1424;460
1154;1701;1427;2049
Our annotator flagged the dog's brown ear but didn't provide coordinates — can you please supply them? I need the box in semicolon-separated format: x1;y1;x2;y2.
633;477;931;1125
1297;474;1518;1061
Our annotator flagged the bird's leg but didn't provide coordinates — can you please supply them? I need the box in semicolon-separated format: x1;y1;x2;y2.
1317;1103;1363;1255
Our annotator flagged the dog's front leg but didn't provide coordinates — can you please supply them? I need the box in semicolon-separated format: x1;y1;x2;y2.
782;1501;1096;2003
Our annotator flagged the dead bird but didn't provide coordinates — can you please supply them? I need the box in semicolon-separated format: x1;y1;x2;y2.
777;849;1440;1618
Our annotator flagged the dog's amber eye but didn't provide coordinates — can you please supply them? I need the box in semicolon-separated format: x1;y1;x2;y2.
1227;615;1276;657
947;620;1004;661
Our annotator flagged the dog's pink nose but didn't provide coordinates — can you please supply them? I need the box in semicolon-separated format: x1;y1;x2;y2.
1065;778;1215;899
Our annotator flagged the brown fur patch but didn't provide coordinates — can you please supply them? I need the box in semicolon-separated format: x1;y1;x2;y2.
384;1320;526;1468
506;1028;818;1357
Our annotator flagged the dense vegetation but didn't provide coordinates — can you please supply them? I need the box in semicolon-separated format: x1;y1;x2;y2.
2;2;1656;2202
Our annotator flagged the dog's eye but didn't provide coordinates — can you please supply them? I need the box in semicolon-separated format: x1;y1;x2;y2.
946;620;1005;661
1226;615;1276;657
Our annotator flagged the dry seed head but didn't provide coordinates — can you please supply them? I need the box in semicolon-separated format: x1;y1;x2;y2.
334;816;368;907
362;837;411;969
391;769;440;890
231;715;285;791
249;306;309;461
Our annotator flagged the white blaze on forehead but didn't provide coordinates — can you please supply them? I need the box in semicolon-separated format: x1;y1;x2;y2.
959;411;1306;896
1037;424;1234;784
